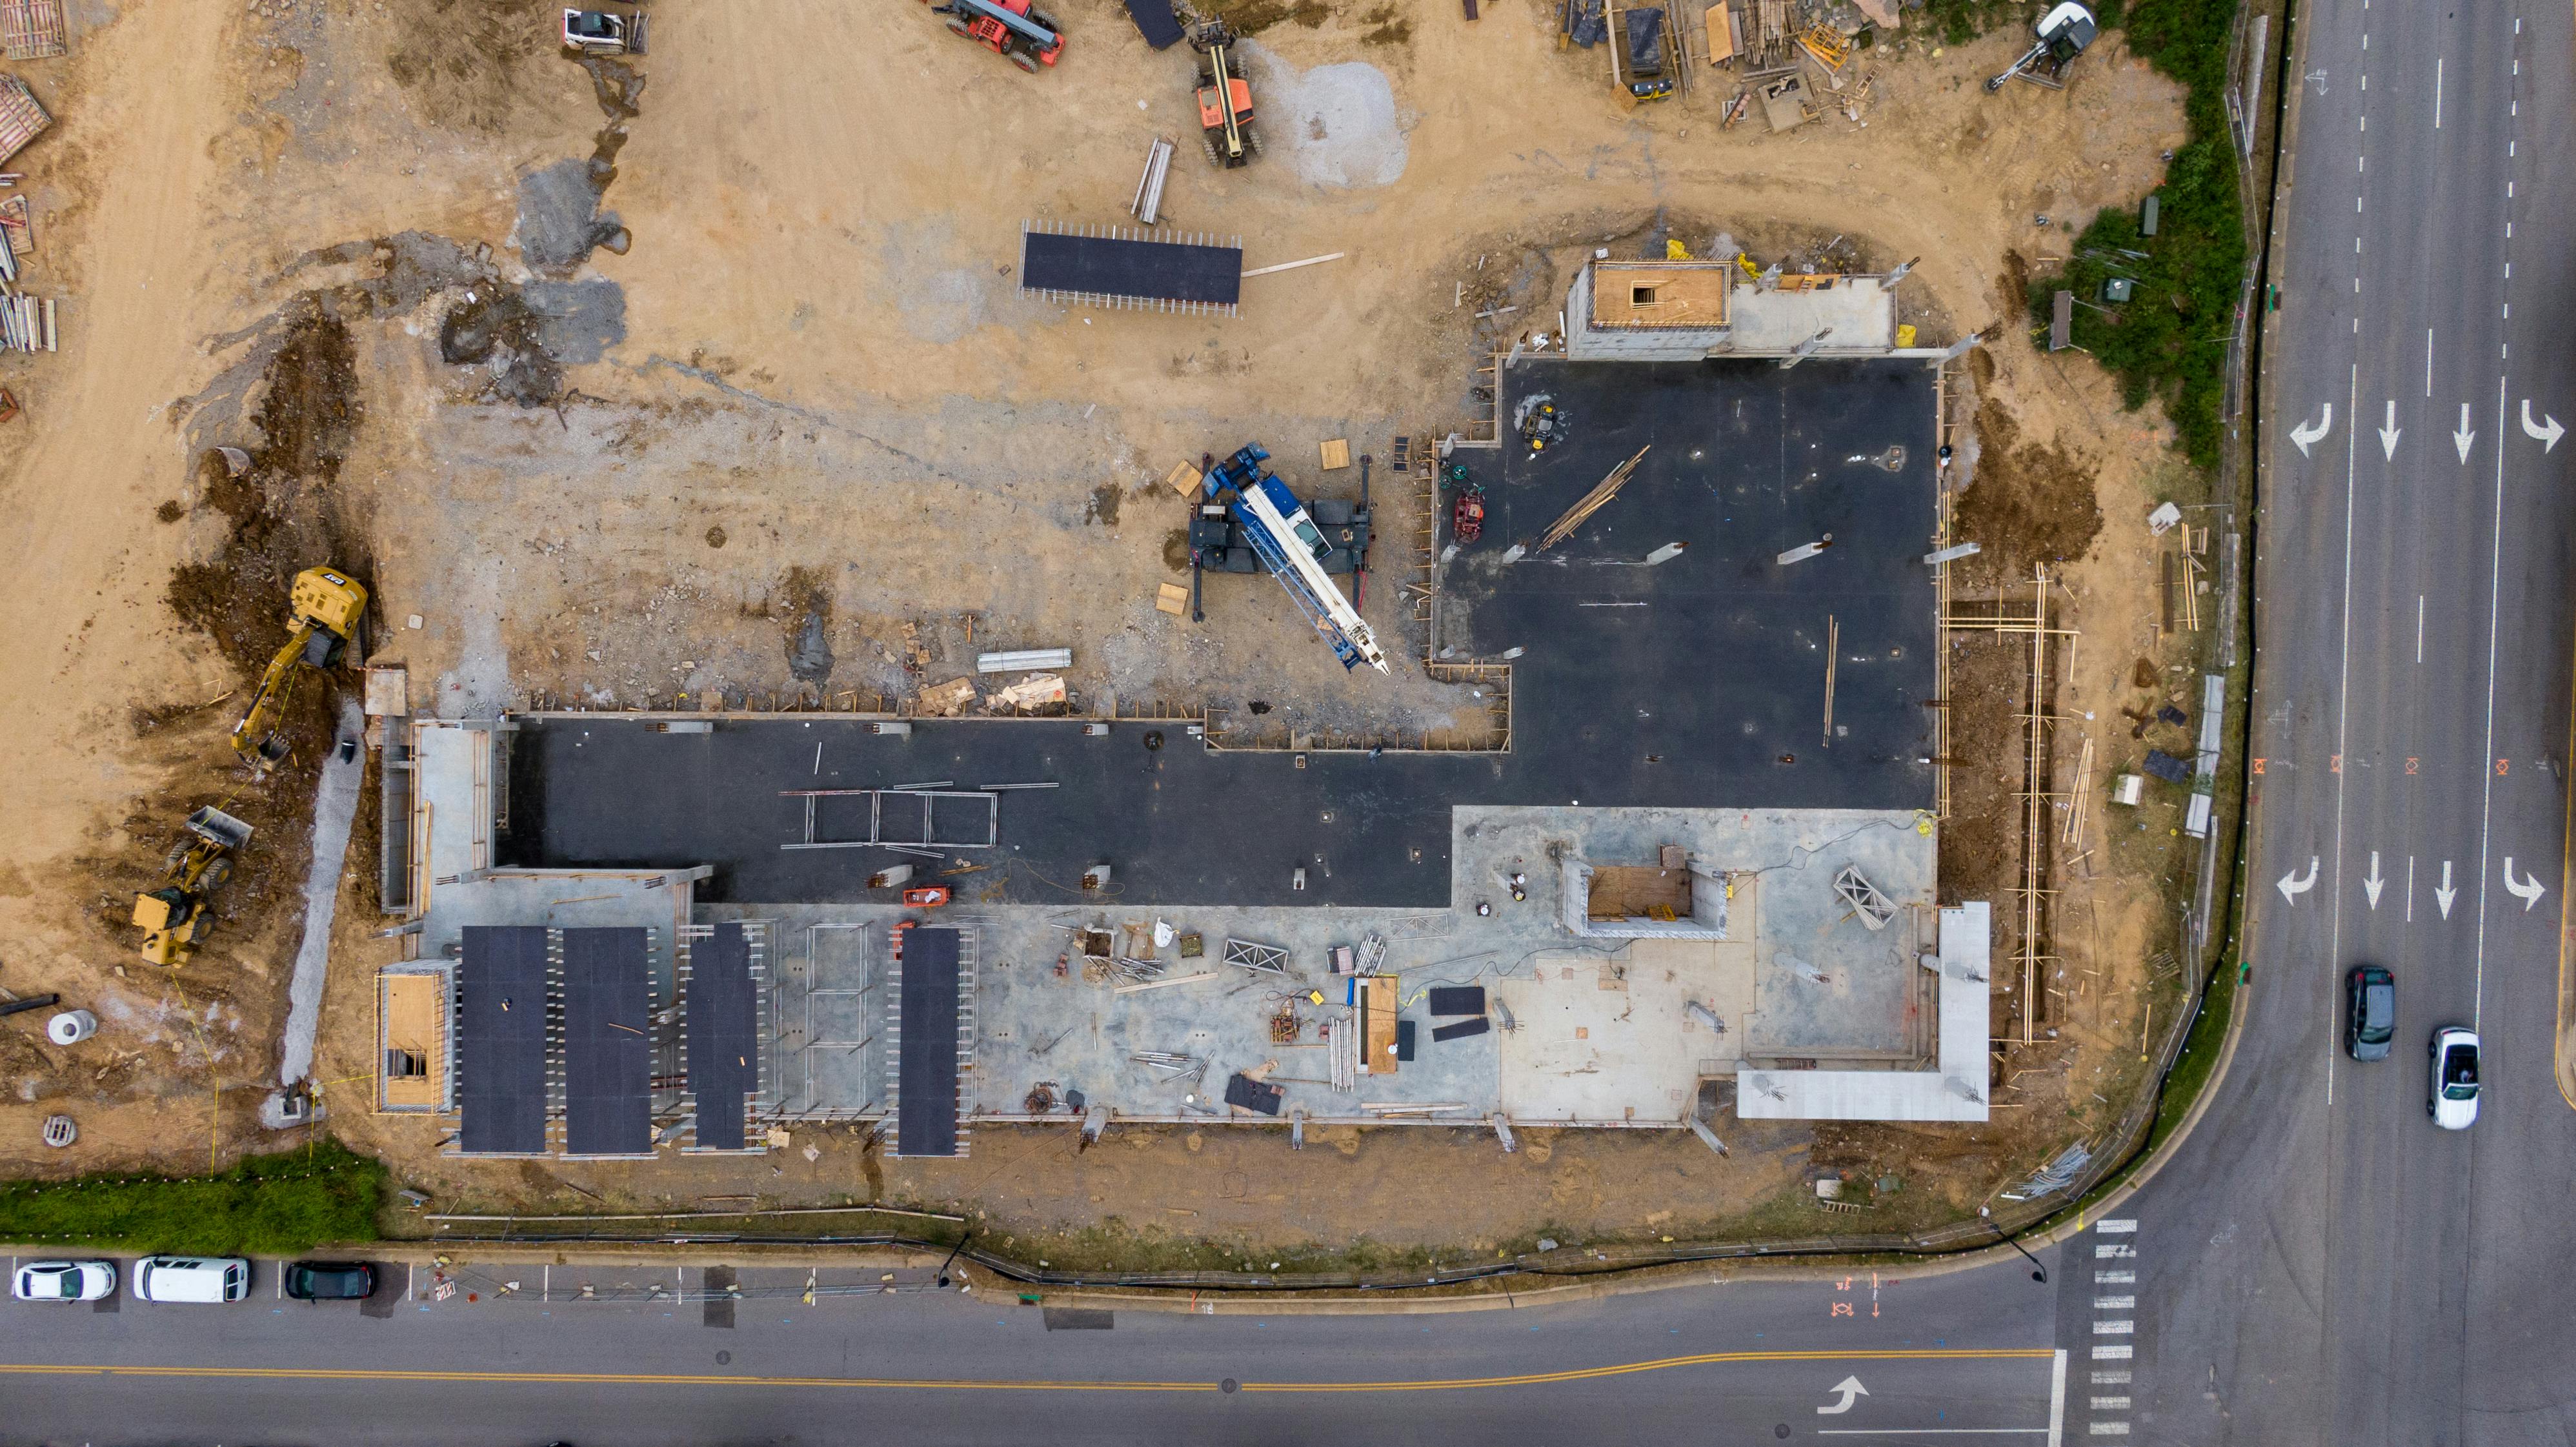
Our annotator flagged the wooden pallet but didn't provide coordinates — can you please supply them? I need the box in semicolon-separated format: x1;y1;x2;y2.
0;74;48;165
0;0;64;61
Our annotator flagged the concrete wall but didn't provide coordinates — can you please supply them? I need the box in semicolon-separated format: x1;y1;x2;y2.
1558;853;1733;940
1563;267;1733;362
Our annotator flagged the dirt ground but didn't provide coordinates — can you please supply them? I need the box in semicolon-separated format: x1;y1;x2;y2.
0;0;2197;1245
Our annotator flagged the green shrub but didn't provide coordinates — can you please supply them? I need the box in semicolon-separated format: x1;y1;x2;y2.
2028;0;2247;470
0;1139;385;1255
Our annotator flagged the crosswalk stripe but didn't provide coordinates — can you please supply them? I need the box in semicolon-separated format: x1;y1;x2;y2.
2094;1244;2137;1259
2094;1270;2135;1284
2089;1371;2132;1386
2089;1345;2134;1361
2090;1396;2132;1410
2088;1422;2131;1436
2095;1219;2138;1234
2092;1321;2135;1336
2093;1296;2135;1310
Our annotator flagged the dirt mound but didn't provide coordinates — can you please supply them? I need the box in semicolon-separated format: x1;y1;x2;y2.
1953;399;2102;584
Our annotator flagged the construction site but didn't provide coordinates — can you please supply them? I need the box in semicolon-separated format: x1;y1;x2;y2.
0;0;2229;1259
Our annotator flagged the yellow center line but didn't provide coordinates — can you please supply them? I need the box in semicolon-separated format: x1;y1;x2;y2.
0;1348;2053;1395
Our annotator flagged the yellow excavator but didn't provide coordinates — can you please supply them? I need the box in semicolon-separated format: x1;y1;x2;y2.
132;805;254;967
229;566;368;770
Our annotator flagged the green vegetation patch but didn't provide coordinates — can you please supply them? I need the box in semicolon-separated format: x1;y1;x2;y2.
2026;0;2246;471
0;1140;385;1255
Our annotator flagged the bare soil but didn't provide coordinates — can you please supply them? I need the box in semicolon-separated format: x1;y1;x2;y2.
0;0;2199;1246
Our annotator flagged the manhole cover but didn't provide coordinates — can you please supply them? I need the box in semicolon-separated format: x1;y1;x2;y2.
39;1115;75;1148
1220;1378;1239;1393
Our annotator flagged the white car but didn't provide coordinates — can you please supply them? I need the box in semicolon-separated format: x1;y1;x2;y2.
12;1260;117;1302
2429;1027;2481;1130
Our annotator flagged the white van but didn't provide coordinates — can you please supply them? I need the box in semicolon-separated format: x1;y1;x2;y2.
132;1256;252;1304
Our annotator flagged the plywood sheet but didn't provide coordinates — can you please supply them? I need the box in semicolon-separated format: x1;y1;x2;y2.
1362;974;1399;1074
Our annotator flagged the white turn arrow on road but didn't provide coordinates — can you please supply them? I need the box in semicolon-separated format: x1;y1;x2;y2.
2504;857;2549;911
2522;400;2564;452
2455;403;2477;463
2277;856;2320;904
2435;860;2457;919
2290;404;2334;457
2379;402;2401;460
1818;1376;1870;1415
2363;852;2384;909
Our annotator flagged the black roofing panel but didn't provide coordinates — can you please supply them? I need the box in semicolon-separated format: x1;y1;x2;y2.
561;927;652;1157
896;927;962;1158
457;926;549;1155
1021;231;1243;306
689;922;756;1151
1123;0;1184;47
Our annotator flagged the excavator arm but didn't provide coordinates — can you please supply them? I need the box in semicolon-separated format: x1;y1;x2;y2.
229;625;319;766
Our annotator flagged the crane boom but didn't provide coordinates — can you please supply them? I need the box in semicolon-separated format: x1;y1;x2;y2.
1233;475;1387;673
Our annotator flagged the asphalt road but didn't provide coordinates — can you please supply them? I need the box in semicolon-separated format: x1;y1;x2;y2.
2110;2;2576;1444
0;1254;2072;1446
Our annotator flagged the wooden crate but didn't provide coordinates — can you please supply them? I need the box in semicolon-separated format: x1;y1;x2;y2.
1318;438;1351;471
0;0;65;61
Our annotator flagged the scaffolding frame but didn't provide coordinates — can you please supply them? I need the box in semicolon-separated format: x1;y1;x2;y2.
778;789;1000;851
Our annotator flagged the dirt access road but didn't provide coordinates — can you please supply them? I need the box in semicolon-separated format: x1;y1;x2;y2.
0;0;2191;1255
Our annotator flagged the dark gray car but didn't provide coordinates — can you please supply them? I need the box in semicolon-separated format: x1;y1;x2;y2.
2345;965;2395;1061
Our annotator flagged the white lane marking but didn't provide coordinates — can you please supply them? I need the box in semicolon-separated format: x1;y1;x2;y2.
2277;856;2320;903
2470;376;2509;1031
2090;1397;2133;1411
2378;400;2401;458
2519;399;2562;451
2328;359;2360;1107
2089;1426;2131;1438
2437;860;2457;919
2094;1296;2137;1310
2364;851;2385;908
1819;1376;1869;1415
2093;1321;2135;1336
2091;1346;2133;1361
2417;596;2426;660
2426;328;2435;396
2049;1348;2068;1447
2095;1244;2136;1259
2406;854;2416;922
1817;1433;2051;1439
2504;858;2548;910
2094;1220;2137;1235
2290;403;2334;455
2090;1371;2132;1386
2455;403;2477;463
2095;1270;2135;1284
2434;56;2442;127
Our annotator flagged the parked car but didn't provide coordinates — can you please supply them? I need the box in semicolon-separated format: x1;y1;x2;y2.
2429;1027;2481;1130
12;1260;116;1302
284;1260;376;1301
132;1256;252;1304
2344;965;2395;1061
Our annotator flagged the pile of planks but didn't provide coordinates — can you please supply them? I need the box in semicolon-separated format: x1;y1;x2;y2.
0;0;64;62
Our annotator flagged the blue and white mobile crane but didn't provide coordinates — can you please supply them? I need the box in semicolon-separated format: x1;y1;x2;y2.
1198;444;1387;674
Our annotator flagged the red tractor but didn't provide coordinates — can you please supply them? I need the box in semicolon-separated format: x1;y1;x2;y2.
928;0;1064;72
1444;460;1485;544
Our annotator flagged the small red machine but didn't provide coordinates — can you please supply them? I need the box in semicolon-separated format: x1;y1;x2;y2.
927;0;1065;72
902;886;953;907
1444;461;1485;545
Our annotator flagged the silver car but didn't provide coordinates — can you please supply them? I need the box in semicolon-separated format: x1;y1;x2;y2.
12;1260;117;1302
2429;1027;2481;1130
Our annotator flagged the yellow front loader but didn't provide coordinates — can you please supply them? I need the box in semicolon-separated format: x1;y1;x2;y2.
132;805;254;967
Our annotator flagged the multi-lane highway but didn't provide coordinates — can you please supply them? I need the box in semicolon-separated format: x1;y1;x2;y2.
2117;1;2576;1443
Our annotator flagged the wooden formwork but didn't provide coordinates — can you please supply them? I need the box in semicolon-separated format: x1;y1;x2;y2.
0;0;65;61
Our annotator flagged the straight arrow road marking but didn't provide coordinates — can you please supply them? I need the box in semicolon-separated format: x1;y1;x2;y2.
2455;403;2477;462
2521;399;2563;452
2364;852;2384;907
2379;401;2401;459
2437;861;2457;919
2504;858;2548;910
2278;856;2320;904
2291;404;2334;456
